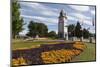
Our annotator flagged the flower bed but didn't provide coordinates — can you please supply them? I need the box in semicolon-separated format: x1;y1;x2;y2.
12;41;86;66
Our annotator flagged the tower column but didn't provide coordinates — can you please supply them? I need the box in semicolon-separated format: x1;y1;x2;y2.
58;9;68;40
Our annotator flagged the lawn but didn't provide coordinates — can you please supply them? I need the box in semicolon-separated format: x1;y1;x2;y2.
12;39;60;50
72;42;96;62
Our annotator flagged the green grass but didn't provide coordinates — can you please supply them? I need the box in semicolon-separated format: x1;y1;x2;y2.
72;42;96;62
12;39;60;50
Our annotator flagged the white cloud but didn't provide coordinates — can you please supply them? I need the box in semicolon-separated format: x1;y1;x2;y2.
21;15;34;19
84;19;92;25
71;12;91;20
67;15;78;21
69;5;90;12
42;11;58;17
33;16;58;24
19;30;28;35
20;2;59;17
21;15;58;25
91;10;95;15
67;13;93;26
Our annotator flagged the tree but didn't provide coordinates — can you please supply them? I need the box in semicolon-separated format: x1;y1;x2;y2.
27;21;48;37
75;21;82;38
68;24;75;37
48;31;57;39
12;0;24;38
83;28;90;38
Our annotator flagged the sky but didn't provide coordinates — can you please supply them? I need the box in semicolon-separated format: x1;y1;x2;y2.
18;1;96;35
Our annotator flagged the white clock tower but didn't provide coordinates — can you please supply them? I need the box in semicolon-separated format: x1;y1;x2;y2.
58;10;68;40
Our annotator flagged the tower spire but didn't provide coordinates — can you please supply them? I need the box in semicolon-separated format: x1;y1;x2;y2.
60;9;64;17
59;9;67;19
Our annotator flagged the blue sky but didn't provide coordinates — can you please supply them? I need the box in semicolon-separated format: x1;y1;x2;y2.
18;1;96;35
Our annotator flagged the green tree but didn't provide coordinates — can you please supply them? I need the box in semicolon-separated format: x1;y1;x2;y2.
83;28;90;38
12;0;24;38
68;24;75;37
37;23;48;37
48;31;57;39
27;21;48;37
75;21;82;38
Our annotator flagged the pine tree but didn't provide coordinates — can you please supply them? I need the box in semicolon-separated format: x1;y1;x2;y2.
12;0;24;38
75;21;82;38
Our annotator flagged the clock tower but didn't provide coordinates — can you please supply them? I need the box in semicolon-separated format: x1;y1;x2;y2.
58;10;68;40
